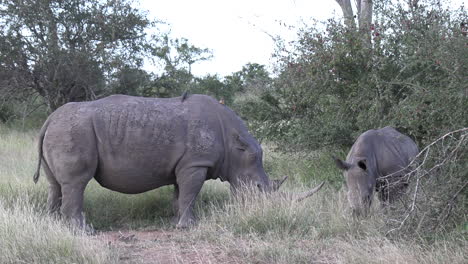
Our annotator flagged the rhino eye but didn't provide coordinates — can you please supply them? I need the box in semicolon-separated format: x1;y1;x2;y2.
246;152;257;161
357;160;367;171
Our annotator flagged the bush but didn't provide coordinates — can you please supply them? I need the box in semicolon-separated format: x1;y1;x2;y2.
385;128;468;239
243;0;467;149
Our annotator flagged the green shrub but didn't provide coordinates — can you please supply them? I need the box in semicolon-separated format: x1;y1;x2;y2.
385;128;468;239
240;0;467;149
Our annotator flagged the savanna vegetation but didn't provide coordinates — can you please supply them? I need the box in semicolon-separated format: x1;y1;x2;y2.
0;0;466;263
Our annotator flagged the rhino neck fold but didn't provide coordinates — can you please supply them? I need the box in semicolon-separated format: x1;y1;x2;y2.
215;112;229;183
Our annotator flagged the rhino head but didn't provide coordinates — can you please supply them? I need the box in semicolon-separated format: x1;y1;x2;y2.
334;157;375;216
225;133;276;192
225;132;323;200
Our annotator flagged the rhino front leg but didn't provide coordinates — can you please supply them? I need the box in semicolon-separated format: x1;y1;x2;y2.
175;167;207;228
171;184;179;225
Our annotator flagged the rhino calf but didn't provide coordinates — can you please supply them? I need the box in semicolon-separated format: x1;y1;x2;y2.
34;94;294;229
334;126;419;216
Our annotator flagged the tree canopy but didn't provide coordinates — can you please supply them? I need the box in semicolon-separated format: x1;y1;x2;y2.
0;0;216;113
0;0;162;110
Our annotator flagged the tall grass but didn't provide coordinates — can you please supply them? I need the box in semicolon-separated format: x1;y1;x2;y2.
191;186;467;263
0;127;48;209
0;200;118;264
262;143;346;189
0;126;118;263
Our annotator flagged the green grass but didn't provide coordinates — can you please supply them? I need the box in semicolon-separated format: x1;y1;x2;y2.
262;143;346;189
0;124;466;263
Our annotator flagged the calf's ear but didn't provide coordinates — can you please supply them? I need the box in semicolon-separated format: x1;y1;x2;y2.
357;159;367;171
333;156;351;171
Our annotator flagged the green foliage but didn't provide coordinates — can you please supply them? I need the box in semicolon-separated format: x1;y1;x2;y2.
0;0;159;110
138;62;273;108
0;104;14;123
0;0;222;122
193;75;232;103
109;66;153;96
153;36;213;74
227;63;272;93
0;98;49;129
242;0;467;148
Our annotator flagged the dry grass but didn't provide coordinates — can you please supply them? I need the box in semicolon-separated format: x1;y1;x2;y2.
190;186;467;263
0;199;118;264
0;126;118;263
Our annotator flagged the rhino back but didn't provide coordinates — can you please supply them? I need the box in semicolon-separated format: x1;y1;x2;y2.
348;127;418;177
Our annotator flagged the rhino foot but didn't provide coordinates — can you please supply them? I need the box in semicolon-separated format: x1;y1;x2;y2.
69;223;96;235
175;218;196;229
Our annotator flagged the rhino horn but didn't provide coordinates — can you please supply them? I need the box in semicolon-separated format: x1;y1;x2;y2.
294;182;325;202
271;176;288;191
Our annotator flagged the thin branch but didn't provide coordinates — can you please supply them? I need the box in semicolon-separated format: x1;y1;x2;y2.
385;128;467;235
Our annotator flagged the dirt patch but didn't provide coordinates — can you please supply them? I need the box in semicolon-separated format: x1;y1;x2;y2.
96;229;242;264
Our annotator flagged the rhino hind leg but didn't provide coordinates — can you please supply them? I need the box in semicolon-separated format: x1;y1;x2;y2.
47;183;62;214
42;161;62;214
175;167;207;228
60;183;89;228
50;152;97;231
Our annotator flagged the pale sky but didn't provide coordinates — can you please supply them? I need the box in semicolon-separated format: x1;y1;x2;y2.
139;0;466;77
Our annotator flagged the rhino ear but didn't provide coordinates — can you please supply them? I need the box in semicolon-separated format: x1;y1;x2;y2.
333;156;351;171
233;133;249;150
357;159;367;171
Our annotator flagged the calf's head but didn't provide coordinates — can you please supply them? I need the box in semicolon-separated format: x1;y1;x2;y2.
334;157;376;216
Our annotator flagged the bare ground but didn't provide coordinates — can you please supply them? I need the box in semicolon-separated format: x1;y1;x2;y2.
96;230;243;264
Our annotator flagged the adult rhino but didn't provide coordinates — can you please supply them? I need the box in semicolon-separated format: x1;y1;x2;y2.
34;94;321;229
334;126;418;216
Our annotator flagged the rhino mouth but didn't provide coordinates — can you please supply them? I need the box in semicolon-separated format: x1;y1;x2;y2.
351;198;372;217
352;207;370;217
230;177;267;193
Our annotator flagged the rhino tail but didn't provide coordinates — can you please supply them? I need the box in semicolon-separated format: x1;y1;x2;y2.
33;117;51;184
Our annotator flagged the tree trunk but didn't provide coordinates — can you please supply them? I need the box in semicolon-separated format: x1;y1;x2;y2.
359;0;373;30
335;0;356;28
359;0;373;46
334;0;373;46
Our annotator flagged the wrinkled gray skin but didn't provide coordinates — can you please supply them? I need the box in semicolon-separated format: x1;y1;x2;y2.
34;94;286;229
334;127;419;216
